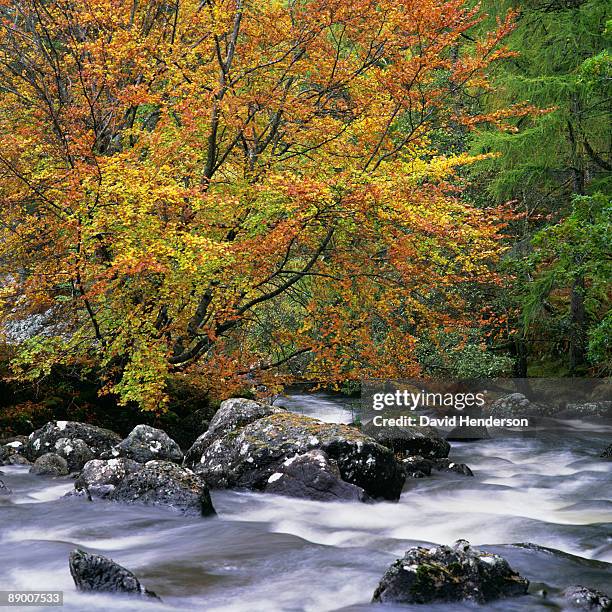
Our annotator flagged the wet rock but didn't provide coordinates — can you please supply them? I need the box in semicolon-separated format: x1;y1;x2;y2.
563;585;611;611
361;422;450;459
264;449;368;502
69;549;159;599
433;458;474;476
30;452;69;476
110;460;216;516
74;458;142;498
0;445;17;465
372;540;529;605
104;425;183;464
0;479;11;495
53;438;95;472
401;456;473;478
601;444;612;459
402;455;432;477
195;413;405;500
24;421;121;463
185;398;285;464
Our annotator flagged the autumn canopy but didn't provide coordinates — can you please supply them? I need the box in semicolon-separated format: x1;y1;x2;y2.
0;0;521;409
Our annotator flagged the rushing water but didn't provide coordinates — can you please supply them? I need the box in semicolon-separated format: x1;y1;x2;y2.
0;393;610;611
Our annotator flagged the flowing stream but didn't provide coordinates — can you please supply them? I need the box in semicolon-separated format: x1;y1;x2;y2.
0;393;610;611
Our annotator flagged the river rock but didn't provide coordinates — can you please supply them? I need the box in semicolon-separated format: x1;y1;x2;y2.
601;444;612;459
30;452;69;476
7;454;31;466
24;421;121;462
561;402;612;419
264;449;368;502
69;549;159;599
372;540;529;605
109;460;216;516
194;412;405;500
53;438;95;472
103;425;183;464
184;398;285;464
0;445;16;465
563;585;611;611
74;458;142;498
361;422;450;458
0;479;11;495
402;456;473;478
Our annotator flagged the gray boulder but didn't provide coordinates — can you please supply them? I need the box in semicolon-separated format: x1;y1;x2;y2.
563;585;611;611
30;453;69;476
25;421;120;462
185;398;285;464
372;540;528;605
361;422;450;458
195;412;405;501
74;458;142;498
104;425;183;464
69;549;158;599
110;460;215;516
264;449;368;502
53;438;95;472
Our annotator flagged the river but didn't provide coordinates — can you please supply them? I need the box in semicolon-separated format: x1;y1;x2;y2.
0;393;610;611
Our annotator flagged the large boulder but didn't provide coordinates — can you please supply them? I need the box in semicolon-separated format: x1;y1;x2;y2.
194;412;405;501
30;452;69;476
53;438;95;472
74;458;143;498
264;449;368;502
109;460;216;516
361;422;450;458
372;540;529;605
69;549;158;599
184;398;285;464
104;425;183;464
563;585;611;611
24;421;120;462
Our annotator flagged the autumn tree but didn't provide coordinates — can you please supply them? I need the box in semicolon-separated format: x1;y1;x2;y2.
0;0;519;409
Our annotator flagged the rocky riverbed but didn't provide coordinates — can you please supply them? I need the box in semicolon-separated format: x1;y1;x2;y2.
0;393;610;611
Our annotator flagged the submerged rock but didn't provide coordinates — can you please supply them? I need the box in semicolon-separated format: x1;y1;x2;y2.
74;458;142;498
361;422;450;458
194;412;405;501
264;449;368;502
561;402;611;419
110;460;216;516
402;456;473;478
184;397;285;464
30;453;69;476
563;585;611;611
0;479;11;495
6;454;31;466
24;421;120;463
601;444;612;459
104;424;183;464
69;549;159;599
53;438;95;472
372;540;529;605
